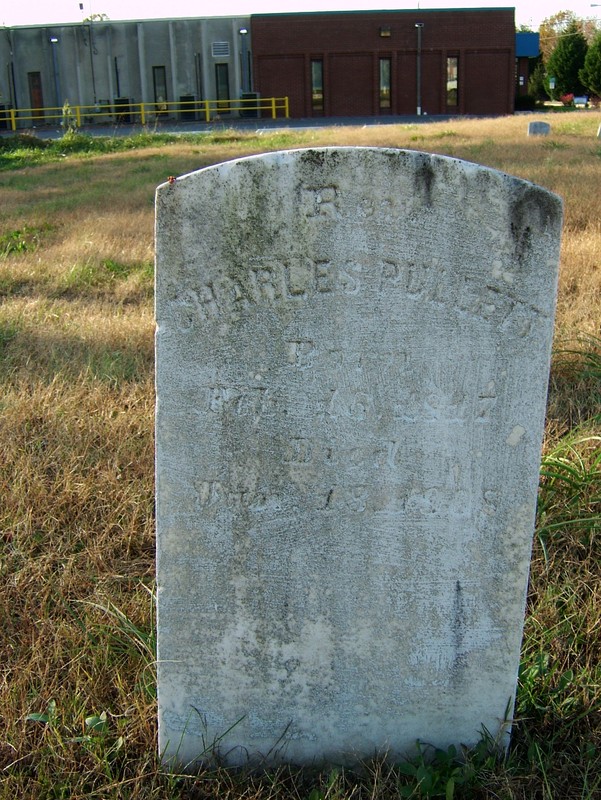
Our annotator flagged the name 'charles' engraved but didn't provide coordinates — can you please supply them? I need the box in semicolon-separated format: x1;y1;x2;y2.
166;257;362;328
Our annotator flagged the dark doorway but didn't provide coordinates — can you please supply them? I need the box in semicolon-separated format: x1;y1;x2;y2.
215;63;230;111
28;72;44;119
153;65;168;114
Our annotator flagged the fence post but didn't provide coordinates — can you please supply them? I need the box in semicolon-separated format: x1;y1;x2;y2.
204;100;211;123
284;97;290;118
140;103;146;125
271;97;276;119
10;108;16;131
76;106;81;127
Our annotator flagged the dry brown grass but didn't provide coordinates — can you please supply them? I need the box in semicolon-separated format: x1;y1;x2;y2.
0;115;599;798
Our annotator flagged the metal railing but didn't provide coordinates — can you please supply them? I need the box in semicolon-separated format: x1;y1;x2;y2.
0;96;290;132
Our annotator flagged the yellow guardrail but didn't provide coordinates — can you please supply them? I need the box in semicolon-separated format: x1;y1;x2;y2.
0;97;290;132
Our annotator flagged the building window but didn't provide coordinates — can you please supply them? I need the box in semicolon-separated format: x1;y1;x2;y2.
379;58;391;110
311;60;324;113
153;66;168;112
215;63;230;109
447;56;458;107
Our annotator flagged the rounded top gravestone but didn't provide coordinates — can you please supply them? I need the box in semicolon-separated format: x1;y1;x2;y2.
155;148;562;769
528;121;551;136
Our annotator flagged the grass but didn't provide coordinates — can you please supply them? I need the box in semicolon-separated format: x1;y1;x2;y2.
0;115;600;798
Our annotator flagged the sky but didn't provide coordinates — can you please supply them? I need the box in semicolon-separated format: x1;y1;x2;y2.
1;0;600;31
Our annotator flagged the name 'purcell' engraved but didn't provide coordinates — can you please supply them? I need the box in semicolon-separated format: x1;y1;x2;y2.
378;258;547;335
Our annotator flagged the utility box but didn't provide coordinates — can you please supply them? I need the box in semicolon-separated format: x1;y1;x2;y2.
114;98;131;124
179;95;196;120
240;92;260;118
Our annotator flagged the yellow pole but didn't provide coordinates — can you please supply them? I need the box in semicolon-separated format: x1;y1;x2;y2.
76;106;81;127
285;97;290;118
271;97;276;119
140;103;146;125
204;101;211;122
10;108;16;131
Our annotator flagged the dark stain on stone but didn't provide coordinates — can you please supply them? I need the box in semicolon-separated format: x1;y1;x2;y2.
451;579;467;685
510;184;562;264
510;191;534;264
300;148;340;169
415;157;435;208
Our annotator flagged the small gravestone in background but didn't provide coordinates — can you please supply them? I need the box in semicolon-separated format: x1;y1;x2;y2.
597;124;601;139
155;148;562;768
528;121;551;136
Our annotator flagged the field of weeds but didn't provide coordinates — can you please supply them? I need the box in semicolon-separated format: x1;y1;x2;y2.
0;113;599;798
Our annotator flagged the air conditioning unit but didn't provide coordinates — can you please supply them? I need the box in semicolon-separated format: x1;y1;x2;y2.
240;92;260;119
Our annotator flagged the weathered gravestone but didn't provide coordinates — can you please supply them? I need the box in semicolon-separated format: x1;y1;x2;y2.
155;148;562;768
528;121;551;136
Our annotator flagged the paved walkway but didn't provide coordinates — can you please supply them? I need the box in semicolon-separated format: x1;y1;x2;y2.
1;113;461;139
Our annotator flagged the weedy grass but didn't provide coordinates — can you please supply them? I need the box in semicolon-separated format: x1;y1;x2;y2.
0;114;600;798
0;128;307;172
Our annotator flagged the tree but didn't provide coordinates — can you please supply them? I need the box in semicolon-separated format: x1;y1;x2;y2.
539;11;597;63
580;32;601;96
540;11;578;62
528;59;547;101
546;20;588;99
83;12;109;22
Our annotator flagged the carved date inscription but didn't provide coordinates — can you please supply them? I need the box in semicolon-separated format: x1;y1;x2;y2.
207;385;274;417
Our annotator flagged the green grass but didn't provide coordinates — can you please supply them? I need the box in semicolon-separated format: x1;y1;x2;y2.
0;223;54;256
0;129;303;171
60;259;153;294
0;117;599;799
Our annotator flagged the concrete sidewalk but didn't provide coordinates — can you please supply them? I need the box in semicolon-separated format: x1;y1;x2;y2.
1;113;460;139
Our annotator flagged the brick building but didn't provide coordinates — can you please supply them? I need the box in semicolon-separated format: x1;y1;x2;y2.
251;9;516;118
0;8;524;129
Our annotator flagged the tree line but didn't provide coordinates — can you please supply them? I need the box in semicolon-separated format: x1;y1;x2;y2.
528;10;601;103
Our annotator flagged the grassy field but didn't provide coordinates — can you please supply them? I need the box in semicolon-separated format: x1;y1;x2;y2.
0;113;599;799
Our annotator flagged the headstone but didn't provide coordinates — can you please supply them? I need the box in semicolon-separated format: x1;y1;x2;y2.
155;147;562;769
597;123;601;139
528;121;551;136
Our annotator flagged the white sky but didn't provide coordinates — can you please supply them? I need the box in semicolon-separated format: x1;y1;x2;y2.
1;0;599;31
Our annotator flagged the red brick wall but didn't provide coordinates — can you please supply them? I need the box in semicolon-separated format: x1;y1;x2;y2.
396;52;416;114
422;51;443;115
463;51;514;115
251;9;515;117
255;55;306;116
329;54;374;116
